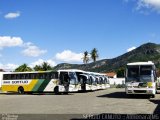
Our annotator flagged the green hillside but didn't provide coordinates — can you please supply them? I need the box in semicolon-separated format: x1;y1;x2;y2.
53;43;160;73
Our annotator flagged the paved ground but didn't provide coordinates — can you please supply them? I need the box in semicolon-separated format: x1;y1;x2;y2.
0;88;160;120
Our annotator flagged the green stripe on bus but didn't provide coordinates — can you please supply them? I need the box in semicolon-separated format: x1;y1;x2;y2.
37;79;51;91
32;79;44;91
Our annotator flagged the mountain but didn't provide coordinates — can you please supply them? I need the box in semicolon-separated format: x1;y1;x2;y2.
53;43;160;72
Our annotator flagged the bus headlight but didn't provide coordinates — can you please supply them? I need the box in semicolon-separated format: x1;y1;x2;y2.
127;86;132;88
147;82;153;88
126;83;132;88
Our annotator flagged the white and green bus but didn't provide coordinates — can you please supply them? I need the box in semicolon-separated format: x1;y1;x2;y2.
125;61;157;98
1;71;70;94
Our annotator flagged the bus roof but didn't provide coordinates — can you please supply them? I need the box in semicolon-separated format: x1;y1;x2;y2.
127;61;154;66
58;69;85;72
2;70;57;74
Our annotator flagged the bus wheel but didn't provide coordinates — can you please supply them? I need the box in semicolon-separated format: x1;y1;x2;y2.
150;95;155;98
18;86;24;94
54;86;59;95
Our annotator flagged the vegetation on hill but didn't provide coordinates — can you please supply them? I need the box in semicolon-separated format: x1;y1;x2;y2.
13;43;160;77
53;43;160;76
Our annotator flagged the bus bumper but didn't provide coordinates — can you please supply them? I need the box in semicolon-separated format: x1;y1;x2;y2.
125;88;156;95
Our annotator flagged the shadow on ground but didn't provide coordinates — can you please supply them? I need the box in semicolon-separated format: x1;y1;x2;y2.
97;92;151;99
149;100;160;114
0;92;74;96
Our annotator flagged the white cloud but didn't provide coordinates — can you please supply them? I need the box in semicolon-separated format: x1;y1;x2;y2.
0;36;46;57
127;46;136;52
29;59;56;68
4;11;20;19
0;63;18;71
22;45;47;57
55;50;83;62
136;0;160;13
0;36;23;49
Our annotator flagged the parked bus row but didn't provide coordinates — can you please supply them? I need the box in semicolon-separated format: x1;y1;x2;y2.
0;69;110;94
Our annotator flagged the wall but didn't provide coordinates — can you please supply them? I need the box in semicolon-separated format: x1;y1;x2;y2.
109;78;125;85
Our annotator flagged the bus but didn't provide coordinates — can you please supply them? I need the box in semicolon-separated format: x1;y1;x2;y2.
58;69;97;92
1;71;69;94
78;72;95;91
125;61;157;98
58;69;81;92
98;73;110;89
88;72;110;90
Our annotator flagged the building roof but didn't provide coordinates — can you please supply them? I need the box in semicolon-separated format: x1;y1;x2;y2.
127;61;154;66
105;72;117;77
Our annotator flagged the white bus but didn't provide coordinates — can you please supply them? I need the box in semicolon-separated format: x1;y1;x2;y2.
98;73;110;89
125;61;157;98
57;69;110;92
78;72;96;91
58;69;82;93
87;72;110;90
1;71;70;94
58;69;100;92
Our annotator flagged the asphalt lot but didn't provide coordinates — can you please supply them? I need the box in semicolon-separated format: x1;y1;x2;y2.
0;88;160;120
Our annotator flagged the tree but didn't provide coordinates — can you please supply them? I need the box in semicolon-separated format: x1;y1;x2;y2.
83;51;90;64
33;62;52;71
15;64;32;72
41;62;52;71
116;68;125;78
90;48;99;62
33;65;42;71
157;68;160;77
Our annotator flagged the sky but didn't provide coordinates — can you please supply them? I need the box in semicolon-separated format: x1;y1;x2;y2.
0;0;160;70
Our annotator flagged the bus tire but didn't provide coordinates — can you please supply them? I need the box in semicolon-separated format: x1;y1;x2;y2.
151;95;155;98
18;86;24;94
54;86;59;95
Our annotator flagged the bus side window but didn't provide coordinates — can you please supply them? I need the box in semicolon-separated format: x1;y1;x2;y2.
3;74;10;80
11;74;16;80
16;74;20;79
30;73;36;79
25;74;30;79
38;73;44;79
45;73;49;79
55;72;58;79
51;72;58;79
59;72;68;84
20;74;26;79
90;76;92;83
50;73;55;79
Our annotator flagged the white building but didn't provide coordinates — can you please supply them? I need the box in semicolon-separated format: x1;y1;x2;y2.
109;78;125;85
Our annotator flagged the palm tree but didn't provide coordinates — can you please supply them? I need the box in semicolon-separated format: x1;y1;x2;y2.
15;63;32;72
33;62;52;71
41;62;52;71
33;65;42;71
83;51;89;64
90;48;99;62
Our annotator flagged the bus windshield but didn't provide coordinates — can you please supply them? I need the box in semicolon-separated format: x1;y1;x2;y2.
127;65;153;82
69;72;78;85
